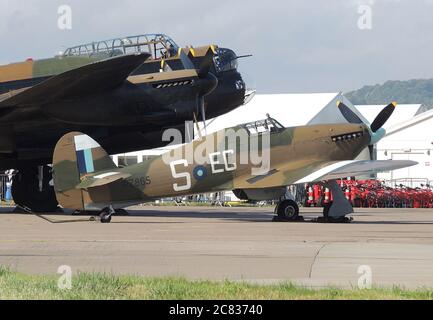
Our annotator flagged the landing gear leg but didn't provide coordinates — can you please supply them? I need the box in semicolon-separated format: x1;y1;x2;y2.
317;180;354;223
99;206;115;224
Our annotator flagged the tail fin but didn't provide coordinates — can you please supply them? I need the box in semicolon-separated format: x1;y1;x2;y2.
52;132;117;210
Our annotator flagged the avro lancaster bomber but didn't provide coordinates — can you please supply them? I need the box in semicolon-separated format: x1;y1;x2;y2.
0;34;249;212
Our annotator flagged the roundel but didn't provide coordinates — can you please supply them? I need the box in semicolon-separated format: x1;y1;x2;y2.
193;166;208;181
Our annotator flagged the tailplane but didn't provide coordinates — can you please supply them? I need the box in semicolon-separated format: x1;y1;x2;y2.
52;132;117;210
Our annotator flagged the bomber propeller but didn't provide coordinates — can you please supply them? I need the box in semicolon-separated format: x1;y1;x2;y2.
186;46;218;135
161;45;218;136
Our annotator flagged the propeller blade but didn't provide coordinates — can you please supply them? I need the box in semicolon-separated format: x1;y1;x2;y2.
160;59;172;72
337;101;363;124
178;48;195;70
188;47;196;60
198;46;216;78
370;102;397;133
192;112;203;140
199;96;208;136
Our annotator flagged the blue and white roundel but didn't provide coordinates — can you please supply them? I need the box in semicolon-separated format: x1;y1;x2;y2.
193;166;208;181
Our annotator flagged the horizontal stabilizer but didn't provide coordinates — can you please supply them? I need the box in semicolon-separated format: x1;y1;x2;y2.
0;53;150;107
76;172;132;190
295;160;417;184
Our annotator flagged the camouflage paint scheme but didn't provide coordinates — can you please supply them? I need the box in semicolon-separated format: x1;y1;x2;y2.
52;122;372;211
0;45;217;97
0;42;246;172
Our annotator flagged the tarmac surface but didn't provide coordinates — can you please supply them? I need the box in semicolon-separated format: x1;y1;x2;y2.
1;205;433;289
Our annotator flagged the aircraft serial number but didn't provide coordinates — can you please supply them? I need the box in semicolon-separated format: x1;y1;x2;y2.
126;176;151;187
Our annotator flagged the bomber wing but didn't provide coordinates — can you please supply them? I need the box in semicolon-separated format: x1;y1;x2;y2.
0;53;150;108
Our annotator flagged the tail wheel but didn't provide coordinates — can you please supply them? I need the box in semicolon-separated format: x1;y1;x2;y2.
277;200;300;220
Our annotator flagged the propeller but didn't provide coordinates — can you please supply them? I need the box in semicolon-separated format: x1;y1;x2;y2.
184;46;218;136
177;45;216;79
370;102;397;133
160;46;219;137
177;48;195;70
197;46;216;78
337;101;397;159
197;95;207;136
158;46;219;137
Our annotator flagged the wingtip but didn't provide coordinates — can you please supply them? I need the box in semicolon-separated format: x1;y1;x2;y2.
391;101;398;107
336;100;342;107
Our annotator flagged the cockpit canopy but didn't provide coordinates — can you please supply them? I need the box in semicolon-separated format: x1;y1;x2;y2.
62;34;179;60
242;117;285;135
214;48;238;73
61;34;241;75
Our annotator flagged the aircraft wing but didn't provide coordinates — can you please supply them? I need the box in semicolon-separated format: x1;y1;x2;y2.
0;53;150;108
234;160;417;189
293;160;417;184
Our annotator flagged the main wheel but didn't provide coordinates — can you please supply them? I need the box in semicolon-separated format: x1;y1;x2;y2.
276;200;300;220
12;166;59;213
99;208;112;224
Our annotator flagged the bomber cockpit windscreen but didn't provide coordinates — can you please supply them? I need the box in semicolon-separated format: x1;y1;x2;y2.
214;48;239;73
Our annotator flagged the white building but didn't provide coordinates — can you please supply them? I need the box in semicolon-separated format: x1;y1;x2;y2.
113;94;433;186
360;106;433;186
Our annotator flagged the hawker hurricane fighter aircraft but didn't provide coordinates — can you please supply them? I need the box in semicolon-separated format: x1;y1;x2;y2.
0;34;248;212
52;102;416;223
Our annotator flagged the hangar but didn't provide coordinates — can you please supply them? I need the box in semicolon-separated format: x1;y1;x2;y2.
366;106;433;186
113;93;433;187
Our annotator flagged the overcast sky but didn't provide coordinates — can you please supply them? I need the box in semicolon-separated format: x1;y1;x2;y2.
1;0;433;93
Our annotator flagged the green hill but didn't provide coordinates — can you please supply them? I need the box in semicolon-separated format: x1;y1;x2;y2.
346;79;433;111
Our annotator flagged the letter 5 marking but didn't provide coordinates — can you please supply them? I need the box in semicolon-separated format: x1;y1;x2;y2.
170;160;191;192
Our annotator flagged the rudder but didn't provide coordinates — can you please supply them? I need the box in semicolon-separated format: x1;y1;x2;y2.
52;132;117;210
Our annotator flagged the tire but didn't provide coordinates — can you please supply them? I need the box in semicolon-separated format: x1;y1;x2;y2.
99;208;113;224
101;215;112;223
277;200;299;220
